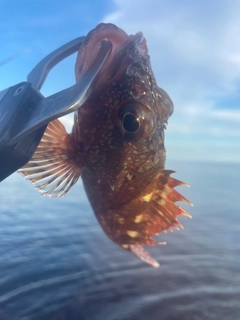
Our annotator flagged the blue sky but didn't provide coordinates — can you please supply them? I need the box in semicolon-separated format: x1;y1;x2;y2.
0;0;240;163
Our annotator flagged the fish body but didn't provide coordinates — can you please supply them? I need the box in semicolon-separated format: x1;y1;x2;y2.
19;23;192;267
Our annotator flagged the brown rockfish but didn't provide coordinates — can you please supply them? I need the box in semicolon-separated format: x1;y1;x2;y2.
19;23;192;267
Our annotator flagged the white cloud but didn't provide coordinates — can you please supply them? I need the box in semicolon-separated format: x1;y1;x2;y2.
209;109;240;122
104;0;240;100
60;114;74;133
103;0;240;162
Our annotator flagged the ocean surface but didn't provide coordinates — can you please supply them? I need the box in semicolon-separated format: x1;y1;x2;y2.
0;160;239;320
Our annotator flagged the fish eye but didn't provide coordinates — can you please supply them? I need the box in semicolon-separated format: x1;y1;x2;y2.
123;113;140;133
117;102;154;140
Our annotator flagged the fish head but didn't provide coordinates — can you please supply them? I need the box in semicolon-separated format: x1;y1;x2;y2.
74;23;173;191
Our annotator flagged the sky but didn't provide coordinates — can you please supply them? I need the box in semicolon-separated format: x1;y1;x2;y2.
0;0;240;164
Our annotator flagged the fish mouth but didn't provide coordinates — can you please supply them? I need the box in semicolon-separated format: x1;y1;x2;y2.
75;23;148;86
75;23;128;81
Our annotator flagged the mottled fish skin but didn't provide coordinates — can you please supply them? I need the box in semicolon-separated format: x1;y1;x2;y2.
19;23;192;267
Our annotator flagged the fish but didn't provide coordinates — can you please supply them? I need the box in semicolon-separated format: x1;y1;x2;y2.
19;23;192;267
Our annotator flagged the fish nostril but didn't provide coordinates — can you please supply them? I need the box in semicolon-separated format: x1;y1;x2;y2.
78;141;85;153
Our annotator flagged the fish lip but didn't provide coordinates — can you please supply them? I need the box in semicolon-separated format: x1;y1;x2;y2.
114;32;147;64
75;25;148;100
75;23;129;82
134;32;144;46
122;32;145;55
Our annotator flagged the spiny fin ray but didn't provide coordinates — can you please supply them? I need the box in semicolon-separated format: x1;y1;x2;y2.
129;244;159;267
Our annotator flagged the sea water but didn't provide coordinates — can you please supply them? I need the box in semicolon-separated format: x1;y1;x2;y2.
0;160;239;320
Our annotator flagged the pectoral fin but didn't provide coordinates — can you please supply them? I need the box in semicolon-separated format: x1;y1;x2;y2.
18;119;81;198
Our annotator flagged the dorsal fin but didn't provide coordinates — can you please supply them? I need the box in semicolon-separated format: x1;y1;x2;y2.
18;119;81;198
